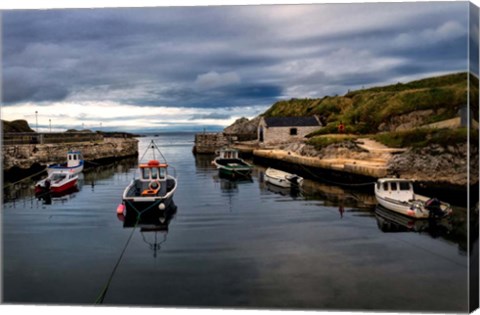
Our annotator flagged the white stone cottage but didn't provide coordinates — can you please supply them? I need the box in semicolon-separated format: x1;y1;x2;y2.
258;116;322;145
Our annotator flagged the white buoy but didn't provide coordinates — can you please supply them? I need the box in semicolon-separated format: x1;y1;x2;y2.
158;203;165;210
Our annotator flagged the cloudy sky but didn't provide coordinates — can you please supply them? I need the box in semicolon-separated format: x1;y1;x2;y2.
0;1;474;132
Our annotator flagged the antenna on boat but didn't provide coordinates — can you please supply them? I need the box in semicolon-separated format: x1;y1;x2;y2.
139;140;167;164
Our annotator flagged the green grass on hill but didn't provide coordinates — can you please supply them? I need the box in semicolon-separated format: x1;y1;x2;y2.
306;134;358;150
264;72;468;136
372;128;472;148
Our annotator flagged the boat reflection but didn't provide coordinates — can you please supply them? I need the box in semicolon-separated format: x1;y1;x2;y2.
264;182;302;198
375;205;453;237
213;174;253;192
117;203;177;257
194;154;217;170
35;185;80;205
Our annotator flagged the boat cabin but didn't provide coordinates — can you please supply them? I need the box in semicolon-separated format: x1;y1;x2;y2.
67;151;82;168
138;160;168;196
217;148;239;159
376;179;414;202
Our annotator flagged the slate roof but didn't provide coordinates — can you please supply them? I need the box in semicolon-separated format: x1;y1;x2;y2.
263;116;321;127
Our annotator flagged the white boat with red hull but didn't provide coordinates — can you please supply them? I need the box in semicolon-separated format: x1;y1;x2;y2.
35;172;78;194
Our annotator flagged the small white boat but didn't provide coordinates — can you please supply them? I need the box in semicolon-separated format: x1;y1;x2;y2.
48;151;84;175
35;172;78;194
374;178;452;219
265;167;304;188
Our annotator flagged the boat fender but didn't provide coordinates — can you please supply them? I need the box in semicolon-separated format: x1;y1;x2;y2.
158;203;166;210
116;203;126;215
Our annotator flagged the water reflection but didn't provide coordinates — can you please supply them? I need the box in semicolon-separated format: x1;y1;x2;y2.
3;157;138;204
117;203;177;257
35;186;80;205
375;205;452;235
194;153;216;170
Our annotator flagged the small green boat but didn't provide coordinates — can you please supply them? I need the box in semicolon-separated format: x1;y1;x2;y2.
212;148;253;178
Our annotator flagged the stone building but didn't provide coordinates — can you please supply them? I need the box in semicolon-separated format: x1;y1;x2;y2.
258;116;322;145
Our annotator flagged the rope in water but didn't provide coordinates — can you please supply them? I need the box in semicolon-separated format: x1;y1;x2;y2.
94;200;161;304
94;213;140;305
3;168;47;189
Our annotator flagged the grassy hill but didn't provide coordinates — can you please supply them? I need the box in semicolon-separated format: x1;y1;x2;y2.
2;120;35;133
263;72;471;135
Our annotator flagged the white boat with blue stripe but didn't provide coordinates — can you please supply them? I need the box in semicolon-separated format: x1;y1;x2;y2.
47;151;84;175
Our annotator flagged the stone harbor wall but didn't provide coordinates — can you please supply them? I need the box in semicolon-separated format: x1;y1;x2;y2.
193;133;229;154
3;137;139;171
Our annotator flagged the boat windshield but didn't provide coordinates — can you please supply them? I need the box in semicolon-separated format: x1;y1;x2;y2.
142;167;166;180
399;182;411;190
142;168;150;179
51;174;66;181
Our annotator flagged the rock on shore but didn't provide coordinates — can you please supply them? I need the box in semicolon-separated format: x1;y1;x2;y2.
388;143;476;186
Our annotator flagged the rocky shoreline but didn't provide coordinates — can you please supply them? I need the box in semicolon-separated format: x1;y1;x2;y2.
3;137;139;182
230;137;477;190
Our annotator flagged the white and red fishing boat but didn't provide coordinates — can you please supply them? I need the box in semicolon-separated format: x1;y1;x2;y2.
35;172;78;194
47;151;84;175
118;140;177;219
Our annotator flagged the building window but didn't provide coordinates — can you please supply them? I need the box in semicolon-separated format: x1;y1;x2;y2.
290;128;298;135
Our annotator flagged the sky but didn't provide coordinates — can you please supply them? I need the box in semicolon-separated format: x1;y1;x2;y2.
0;1;474;133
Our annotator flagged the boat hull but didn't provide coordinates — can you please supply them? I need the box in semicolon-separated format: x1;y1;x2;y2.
374;193;451;219
51;178;78;193
214;158;252;178
122;176;177;218
265;168;304;188
265;173;291;188
47;162;84;175
35;177;78;194
123;196;174;218
375;193;429;219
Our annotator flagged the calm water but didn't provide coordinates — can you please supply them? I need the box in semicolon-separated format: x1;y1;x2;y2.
2;134;472;312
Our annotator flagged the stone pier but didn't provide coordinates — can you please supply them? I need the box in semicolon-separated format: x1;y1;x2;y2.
3;137;139;175
193;132;229;154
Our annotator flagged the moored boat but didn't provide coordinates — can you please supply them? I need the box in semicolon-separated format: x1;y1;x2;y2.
48;151;84;175
119;140;177;218
374;178;452;219
212;148;252;178
35;172;78;194
265;167;303;188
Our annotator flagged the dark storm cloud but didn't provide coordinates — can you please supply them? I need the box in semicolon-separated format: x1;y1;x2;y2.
1;2;470;110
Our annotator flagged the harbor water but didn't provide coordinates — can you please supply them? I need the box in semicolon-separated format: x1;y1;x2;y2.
2;133;472;311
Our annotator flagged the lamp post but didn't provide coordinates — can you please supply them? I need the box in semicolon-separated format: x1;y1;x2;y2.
35;111;38;132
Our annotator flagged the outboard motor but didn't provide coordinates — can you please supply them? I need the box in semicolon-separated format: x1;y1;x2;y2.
289;176;301;187
425;198;443;219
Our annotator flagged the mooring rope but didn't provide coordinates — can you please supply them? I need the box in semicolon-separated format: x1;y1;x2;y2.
3;168;47;189
94;200;161;304
94;213;140;305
